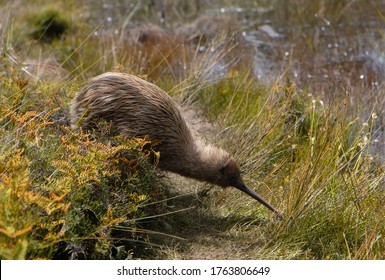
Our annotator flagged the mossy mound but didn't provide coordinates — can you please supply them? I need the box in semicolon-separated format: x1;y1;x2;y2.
29;9;69;42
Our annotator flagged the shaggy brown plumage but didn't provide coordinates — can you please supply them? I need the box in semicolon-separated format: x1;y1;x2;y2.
70;72;282;218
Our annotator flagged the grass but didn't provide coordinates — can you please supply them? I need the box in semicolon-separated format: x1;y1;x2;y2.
1;0;385;259
195;76;385;259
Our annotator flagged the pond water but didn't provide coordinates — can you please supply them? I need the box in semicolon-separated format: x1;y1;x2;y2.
84;0;385;92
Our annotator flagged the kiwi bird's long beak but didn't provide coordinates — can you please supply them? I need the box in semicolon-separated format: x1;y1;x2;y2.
236;183;283;219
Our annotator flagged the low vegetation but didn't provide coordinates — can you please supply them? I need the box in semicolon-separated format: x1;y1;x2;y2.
1;0;384;259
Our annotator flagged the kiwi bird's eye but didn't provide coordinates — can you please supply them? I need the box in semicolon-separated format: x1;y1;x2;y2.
230;174;237;183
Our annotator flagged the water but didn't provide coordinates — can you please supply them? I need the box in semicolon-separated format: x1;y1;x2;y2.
83;0;385;92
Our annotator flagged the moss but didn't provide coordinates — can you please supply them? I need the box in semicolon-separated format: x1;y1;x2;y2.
29;9;69;42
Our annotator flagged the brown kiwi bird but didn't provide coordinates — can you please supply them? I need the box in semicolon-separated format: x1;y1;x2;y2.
70;72;282;218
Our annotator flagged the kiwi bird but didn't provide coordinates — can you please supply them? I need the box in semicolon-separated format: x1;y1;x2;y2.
70;72;282;218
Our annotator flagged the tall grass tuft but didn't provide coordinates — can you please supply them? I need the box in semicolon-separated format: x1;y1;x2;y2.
198;74;385;259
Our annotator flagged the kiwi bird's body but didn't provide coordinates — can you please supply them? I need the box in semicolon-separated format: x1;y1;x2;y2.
70;72;232;184
70;72;282;218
